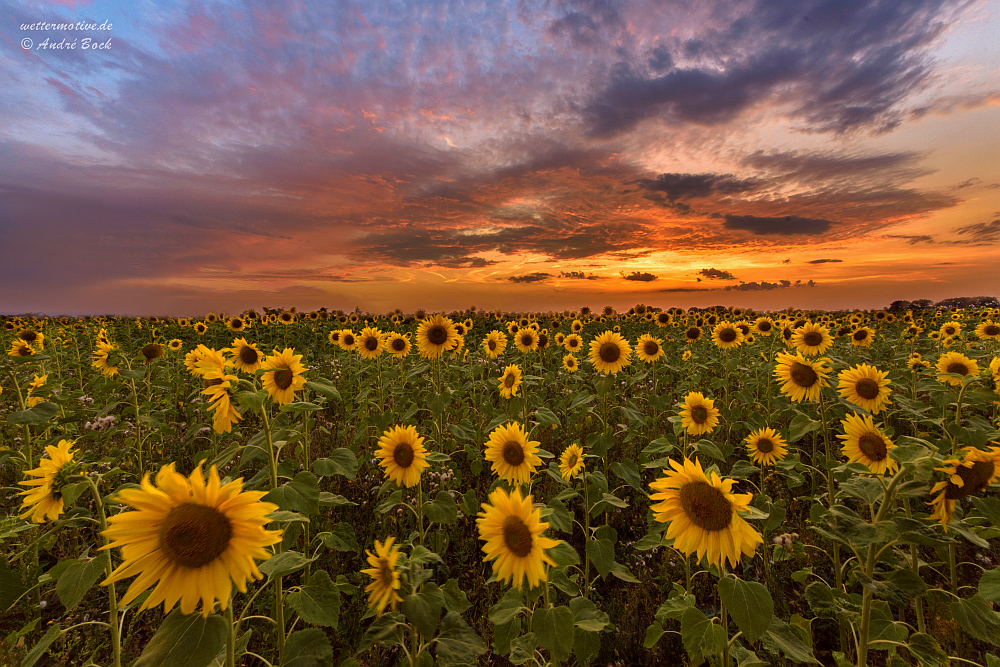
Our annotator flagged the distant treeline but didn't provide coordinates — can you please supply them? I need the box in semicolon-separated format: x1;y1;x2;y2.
888;296;999;310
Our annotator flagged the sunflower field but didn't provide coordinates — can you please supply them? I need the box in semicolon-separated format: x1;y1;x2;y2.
2;306;1000;667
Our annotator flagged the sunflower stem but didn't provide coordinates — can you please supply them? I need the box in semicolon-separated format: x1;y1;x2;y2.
88;476;121;667
225;597;236;667
721;592;730;667
581;466;590;600
856;469;902;667
903;499;926;633
260;406;285;664
819;392;846;654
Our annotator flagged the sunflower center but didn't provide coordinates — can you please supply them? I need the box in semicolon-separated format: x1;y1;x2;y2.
393;442;415;468
19;330;38;342
424;325;448;346
141;344;163;360
643;341;659;356
599;342;620;363
944;326;956;335
274;368;294;390
488;340;497;351
858;434;887;461
521;334;533;347
803;332;823;346
379;561;395;587
203;378;223;388
985;325;1000;336
853;330;868;341
783;328;793;341
502;441;525;466
158;503;233;569
679;481;732;532
944;461;996;500
686;327;700;339
239;346;259;365
392;338;406;352
17;345;31;356
501;515;533;558
756;438;774;453
569;339;579;349
566;454;578;468
758;321;772;332
855;378;880;400
790;362;818;388
691;406;709;424
364;336;379;352
946;362;969;376
718;328;737;343
504;373;516;388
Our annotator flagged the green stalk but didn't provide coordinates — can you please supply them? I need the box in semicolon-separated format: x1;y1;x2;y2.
857;471;903;667
225;598;236;667
88;476;121;667
260;407;285;664
903;499;925;633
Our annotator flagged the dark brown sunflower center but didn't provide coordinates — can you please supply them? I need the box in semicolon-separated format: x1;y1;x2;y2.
364;336;379;351
566;358;576;367
504;373;516;387
342;335;355;346
204;378;223;388
803;332;823;346
790;362;818;388
679;481;732;532
393;442;415;468
427;325;448;345
758;321;772;332
158;503;233;569
17;345;32;356
239;346;259;365
643;341;659;356
985;325;1000;336
718;328;737;343
141;344;163;360
686;327;700;339
568;339;579;349
946;362;969;376
231;318;242;328
274;368;294;390
853;378;879;400
501;515;533;558
502;441;525;466
691;406;709;424
488;340;497;350
599;342;621;363
538;334;548;347
379;561;395;587
19;330;38;342
783;328;793;341
521;334;533;347
756;438;774;453
858;434;888;461
392;338;406;352
944;461;996;500
853;330;869;341
944;326;956;335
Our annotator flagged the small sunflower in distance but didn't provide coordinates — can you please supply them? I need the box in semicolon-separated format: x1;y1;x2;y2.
101;463;282;617
792;322;833;356
773;351;831;402
928;446;1000;529
484;422;542;486
849;326;876;347
362;537;403;617
559;444;585;481
18;440;79;523
649;457;763;569
514;328;539;353
385;332;411;358
498;364;523;399
838;412;898;476
712;321;743;349
338;330;357;351
745;427;787;466
168;339;183;352
588;330;632;375
356;326;385;360
477;487;559;589
753;317;775;336
679;392;720;436
562;354;579;373
261;348;307;405
229;338;263;375
936;351;979;386
375;425;429;488
636;334;665;364
482;330;508;358
838;364;892;414
417;314;459;359
682;350;692;361
563;333;583;354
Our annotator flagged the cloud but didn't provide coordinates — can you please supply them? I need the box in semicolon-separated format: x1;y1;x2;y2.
622;271;657;282
508;272;553;283
724;279;816;291
807;258;843;264
953;219;1000;243
886;234;935;244
559;271;604;280
636;173;759;201
723;214;836;235
698;268;736;280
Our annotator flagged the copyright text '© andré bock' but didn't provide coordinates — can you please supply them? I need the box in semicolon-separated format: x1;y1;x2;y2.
27;37;112;51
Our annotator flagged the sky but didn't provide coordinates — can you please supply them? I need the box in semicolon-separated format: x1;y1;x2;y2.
1;0;999;316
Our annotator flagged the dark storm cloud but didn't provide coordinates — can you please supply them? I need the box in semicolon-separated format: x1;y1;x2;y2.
623;271;657;282
807;258;843;264
953;219;1000;243
509;273;553;283
636;173;760;201
698;268;736;280
724;279;815;291
723;214;836;236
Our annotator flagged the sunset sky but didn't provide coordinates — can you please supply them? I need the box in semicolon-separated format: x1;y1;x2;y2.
2;0;999;316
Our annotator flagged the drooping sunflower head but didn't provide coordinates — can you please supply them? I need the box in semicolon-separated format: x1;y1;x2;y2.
229;338;263;374
362;537;403;617
416;314;459;359
477;487;559;590
18;440;80;523
376;425;429;488
679;391;721;435
773;351;831;403
745;427;787;466
141;343;164;361
928;446;1000;529
936;352;979;386
484;421;542;486
261;348;307;405
712;322;744;350
636;334;664;363
559;443;585;481
357;326;385;360
562;353;579;373
648;457;762;569
17;329;43;348
837;363;892;415
837;412;898;476
588;330;632;375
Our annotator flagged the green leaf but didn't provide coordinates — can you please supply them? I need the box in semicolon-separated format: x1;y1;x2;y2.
7;402;59;426
643;621;665;648
56;557;105;611
573;626;601;666
460;488;478;517
263;472;320;515
259;551;317;580
839;477;883;506
286;571;340;629
788;413;820;442
655;594;696;623
280;628;333;667
21;623;61;667
440;579;472;614
570;596;609;632
532;605;575;659
762;617;820;664
408;546;443;567
508;632;536;665
279;401;323;413
680;607;726;666
730;643;769;667
718;576;774;643
488;588;523;625
906;633;948;667
586;538;614;579
545;498;573;533
311;449;357;480
133;610;227;667
1;557;28;611
401;582;444;641
424;491;458;525
610;561;639;582
318;492;355;508
972;496;1000;527
533;406;562;427
493;616;521;656
59;480;90;509
868;604;909;647
318;523;357;552
435;611;487;665
305;380;340;401
610;459;644;493
950;594;1000;645
548;540;581;567
979;566;1000;603
426;392;452;414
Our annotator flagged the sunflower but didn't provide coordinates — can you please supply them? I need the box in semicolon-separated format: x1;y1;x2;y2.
936;352;979;386
837;364;892;415
201;371;242;434
498;364;523;399
684;326;703;344
682;350;692;361
849;327;876;347
340;329;360;351
386;332;411;358
753;317;775;336
194;322;209;335
25;374;48;408
588;331;632;375
975;321;1000;340
477;487;559;589
17;330;44;350
18;440;79;523
189;345;231;378
261;348;307;405
481;330;507;359
361;537;403;617
226;317;247;332
327;330;341;345
278;312;296;325
712;322;744;350
939;322;961;338
513;328;538;354
559;444;585;481
679;392;721;436
375;425;429;488
773;352;831;402
92;340;119;377
649;457;763;569
229;338;264;374
101;463;282;617
356;327;385;360
745;427;787;466
416;314;459;359
168;339;183;352
9;340;36;358
636;334;665;364
562;354;579;373
563;333;583;353
928;446;1000;529
140;343;164;362
571;319;583;333
484;422;542;485
838;413;898;475
792;322;833;356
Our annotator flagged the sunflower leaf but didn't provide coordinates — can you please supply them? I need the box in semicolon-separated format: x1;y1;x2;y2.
761;617;820;664
532;605;574;660
435;611;488;664
680;607;726;666
312;449;357;480
280;628;333;667
788;414;820;443
285;570;340;629
6;402;59;426
950;594;1000;645
401;582;444;641
55;557;105;611
133;610;227;667
586;538;614;579
905;632;948;667
319;522;358;552
718;576;773;643
533;407;561;428
979;567;1000;603
21;623;62;667
259;551;317;580
424;491;458;525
